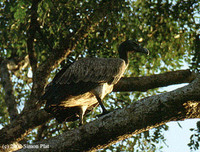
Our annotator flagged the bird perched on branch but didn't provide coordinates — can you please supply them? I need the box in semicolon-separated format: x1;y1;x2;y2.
40;40;149;125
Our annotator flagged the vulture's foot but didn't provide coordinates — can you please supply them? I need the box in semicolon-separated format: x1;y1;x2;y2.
96;110;111;118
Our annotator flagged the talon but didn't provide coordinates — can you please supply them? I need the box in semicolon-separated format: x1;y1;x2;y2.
97;110;110;117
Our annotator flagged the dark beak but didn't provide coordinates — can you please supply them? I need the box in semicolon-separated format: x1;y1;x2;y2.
137;47;149;55
135;44;149;55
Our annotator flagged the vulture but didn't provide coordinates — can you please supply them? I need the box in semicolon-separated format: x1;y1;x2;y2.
41;40;149;125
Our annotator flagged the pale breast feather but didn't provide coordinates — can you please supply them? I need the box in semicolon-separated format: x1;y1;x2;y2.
56;58;126;85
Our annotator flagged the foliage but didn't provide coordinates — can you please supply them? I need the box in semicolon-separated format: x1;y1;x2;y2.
0;0;199;151
188;121;200;151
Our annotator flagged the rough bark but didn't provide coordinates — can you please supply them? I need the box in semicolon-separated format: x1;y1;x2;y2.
0;70;197;151
0;60;18;122
15;74;200;152
0;56;30;125
113;69;197;92
0;110;51;145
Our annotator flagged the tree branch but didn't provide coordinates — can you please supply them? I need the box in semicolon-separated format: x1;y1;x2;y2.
0;110;51;145
0;60;18;122
17;74;200;152
27;0;41;74
113;69;197;92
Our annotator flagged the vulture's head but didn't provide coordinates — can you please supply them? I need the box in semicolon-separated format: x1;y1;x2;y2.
118;40;149;55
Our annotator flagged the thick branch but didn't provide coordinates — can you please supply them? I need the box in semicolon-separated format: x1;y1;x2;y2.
0;110;51;145
113;69;197;92
17;74;200;152
0;60;18;122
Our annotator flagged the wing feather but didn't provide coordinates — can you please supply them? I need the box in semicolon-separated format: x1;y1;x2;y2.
41;57;126;103
57;58;126;85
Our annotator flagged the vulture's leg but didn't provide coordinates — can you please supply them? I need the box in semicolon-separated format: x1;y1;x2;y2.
79;106;87;126
95;96;110;117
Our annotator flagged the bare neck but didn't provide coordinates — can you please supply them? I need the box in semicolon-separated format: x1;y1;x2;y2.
119;50;129;64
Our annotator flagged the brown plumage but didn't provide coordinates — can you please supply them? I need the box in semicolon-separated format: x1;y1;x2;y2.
41;40;149;125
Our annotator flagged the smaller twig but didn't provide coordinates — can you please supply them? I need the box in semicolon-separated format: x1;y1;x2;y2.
6;55;29;72
36;22;53;51
27;0;41;74
35;124;47;142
